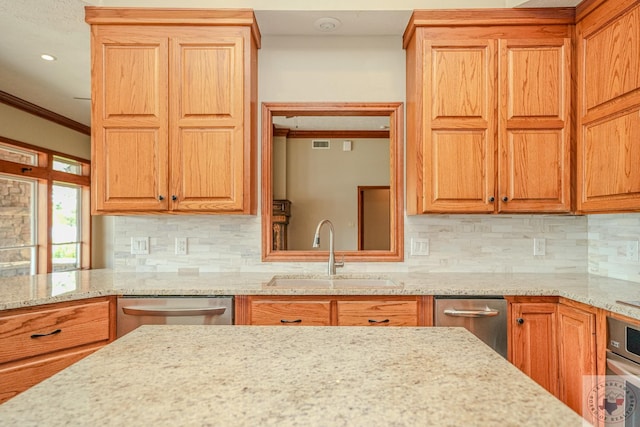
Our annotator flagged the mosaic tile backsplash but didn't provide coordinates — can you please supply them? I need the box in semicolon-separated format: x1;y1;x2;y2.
113;214;593;276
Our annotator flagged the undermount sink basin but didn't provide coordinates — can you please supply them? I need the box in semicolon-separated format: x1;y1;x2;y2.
265;275;401;289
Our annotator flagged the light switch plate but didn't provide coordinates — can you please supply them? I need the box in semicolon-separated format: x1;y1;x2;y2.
533;238;546;256
131;237;149;255
411;238;429;256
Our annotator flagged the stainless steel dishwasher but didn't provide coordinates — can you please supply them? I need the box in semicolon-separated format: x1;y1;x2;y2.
117;296;233;338
434;296;507;358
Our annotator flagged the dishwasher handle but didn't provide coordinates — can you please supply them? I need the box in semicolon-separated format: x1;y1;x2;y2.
443;308;500;318
122;306;227;317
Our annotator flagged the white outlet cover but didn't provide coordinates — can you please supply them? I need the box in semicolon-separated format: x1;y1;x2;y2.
175;237;188;255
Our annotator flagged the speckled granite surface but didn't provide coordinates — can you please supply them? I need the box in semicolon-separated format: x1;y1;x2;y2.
1;269;640;320
0;325;583;426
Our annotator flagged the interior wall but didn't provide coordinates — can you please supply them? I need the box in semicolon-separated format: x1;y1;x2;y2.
285;138;389;250
0;103;113;269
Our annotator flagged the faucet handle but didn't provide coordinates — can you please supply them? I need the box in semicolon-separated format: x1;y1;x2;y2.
335;255;345;269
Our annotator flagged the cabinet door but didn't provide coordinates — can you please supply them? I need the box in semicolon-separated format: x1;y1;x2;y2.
91;27;169;212
337;300;418;326
577;3;640;212
422;40;497;213
249;300;331;326
511;302;558;396
498;39;571;212
0;346;100;404
557;304;596;416
169;28;247;212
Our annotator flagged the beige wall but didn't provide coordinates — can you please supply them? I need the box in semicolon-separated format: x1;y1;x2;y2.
259;36;405;103
0;104;90;160
285;138;389;250
0;103;112;269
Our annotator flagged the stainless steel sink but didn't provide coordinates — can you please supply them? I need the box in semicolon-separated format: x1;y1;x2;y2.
265;275;401;289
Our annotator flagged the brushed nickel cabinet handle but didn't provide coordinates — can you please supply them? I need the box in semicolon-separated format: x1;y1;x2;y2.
31;329;62;338
122;307;226;317
444;309;499;318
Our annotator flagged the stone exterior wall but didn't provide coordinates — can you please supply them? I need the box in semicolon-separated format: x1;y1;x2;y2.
0;176;33;277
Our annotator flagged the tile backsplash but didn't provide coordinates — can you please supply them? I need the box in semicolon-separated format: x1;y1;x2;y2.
588;214;640;283
113;214;589;275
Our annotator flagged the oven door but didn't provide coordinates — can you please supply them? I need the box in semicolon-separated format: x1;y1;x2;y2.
605;351;640;426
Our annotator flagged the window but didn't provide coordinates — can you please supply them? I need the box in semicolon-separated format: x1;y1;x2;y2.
0;139;90;277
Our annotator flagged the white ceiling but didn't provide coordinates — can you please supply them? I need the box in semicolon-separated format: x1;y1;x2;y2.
0;0;581;128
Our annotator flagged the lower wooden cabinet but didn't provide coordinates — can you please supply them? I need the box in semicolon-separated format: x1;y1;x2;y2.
509;298;559;396
0;297;115;403
249;300;331;326
506;296;598;420
235;295;431;326
557;301;596;417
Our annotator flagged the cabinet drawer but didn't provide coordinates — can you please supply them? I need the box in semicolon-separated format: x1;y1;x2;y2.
250;301;331;326
0;300;110;364
337;301;418;326
0;345;101;404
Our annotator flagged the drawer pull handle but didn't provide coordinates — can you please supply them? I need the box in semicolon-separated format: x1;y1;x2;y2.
444;309;499;318
31;329;62;338
368;319;390;324
280;319;302;323
122;307;226;317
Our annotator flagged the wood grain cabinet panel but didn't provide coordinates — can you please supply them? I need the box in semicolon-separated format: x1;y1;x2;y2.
0;297;114;404
337;300;418;326
249;300;331;326
557;303;596;417
577;1;640;212
510;302;559;397
239;296;431;327
404;10;572;214
86;10;259;214
498;39;571;213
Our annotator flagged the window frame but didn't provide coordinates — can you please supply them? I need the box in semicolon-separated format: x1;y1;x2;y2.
0;136;90;274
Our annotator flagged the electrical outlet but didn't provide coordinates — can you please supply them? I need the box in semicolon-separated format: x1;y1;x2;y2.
626;240;639;262
131;237;149;255
411;238;429;256
175;237;188;255
533;238;546;256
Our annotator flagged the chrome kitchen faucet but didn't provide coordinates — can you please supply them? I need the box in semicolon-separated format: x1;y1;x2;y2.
312;219;344;276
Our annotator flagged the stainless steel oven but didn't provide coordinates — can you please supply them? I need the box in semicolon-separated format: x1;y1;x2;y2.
604;317;640;426
117;296;234;338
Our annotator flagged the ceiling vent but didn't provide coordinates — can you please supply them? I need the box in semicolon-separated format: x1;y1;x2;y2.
312;140;330;149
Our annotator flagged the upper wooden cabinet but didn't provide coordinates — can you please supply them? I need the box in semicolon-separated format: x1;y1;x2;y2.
404;10;573;214
85;8;260;214
576;0;640;212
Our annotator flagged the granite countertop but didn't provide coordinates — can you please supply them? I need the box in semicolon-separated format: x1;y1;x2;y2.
0;325;583;426
1;269;640;321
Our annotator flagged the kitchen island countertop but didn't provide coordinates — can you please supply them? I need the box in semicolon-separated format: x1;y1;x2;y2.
0;325;584;426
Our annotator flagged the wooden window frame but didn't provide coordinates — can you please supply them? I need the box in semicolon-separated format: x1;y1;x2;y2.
0;136;91;274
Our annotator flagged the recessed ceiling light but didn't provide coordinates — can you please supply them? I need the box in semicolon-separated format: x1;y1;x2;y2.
314;17;342;32
40;54;56;61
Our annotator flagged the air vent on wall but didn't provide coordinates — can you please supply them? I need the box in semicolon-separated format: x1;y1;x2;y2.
312;140;330;149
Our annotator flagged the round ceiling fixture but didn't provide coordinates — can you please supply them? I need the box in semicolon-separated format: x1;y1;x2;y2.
313;17;342;33
40;54;57;61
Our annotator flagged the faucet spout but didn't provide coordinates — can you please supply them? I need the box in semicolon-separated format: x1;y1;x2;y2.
312;219;344;276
